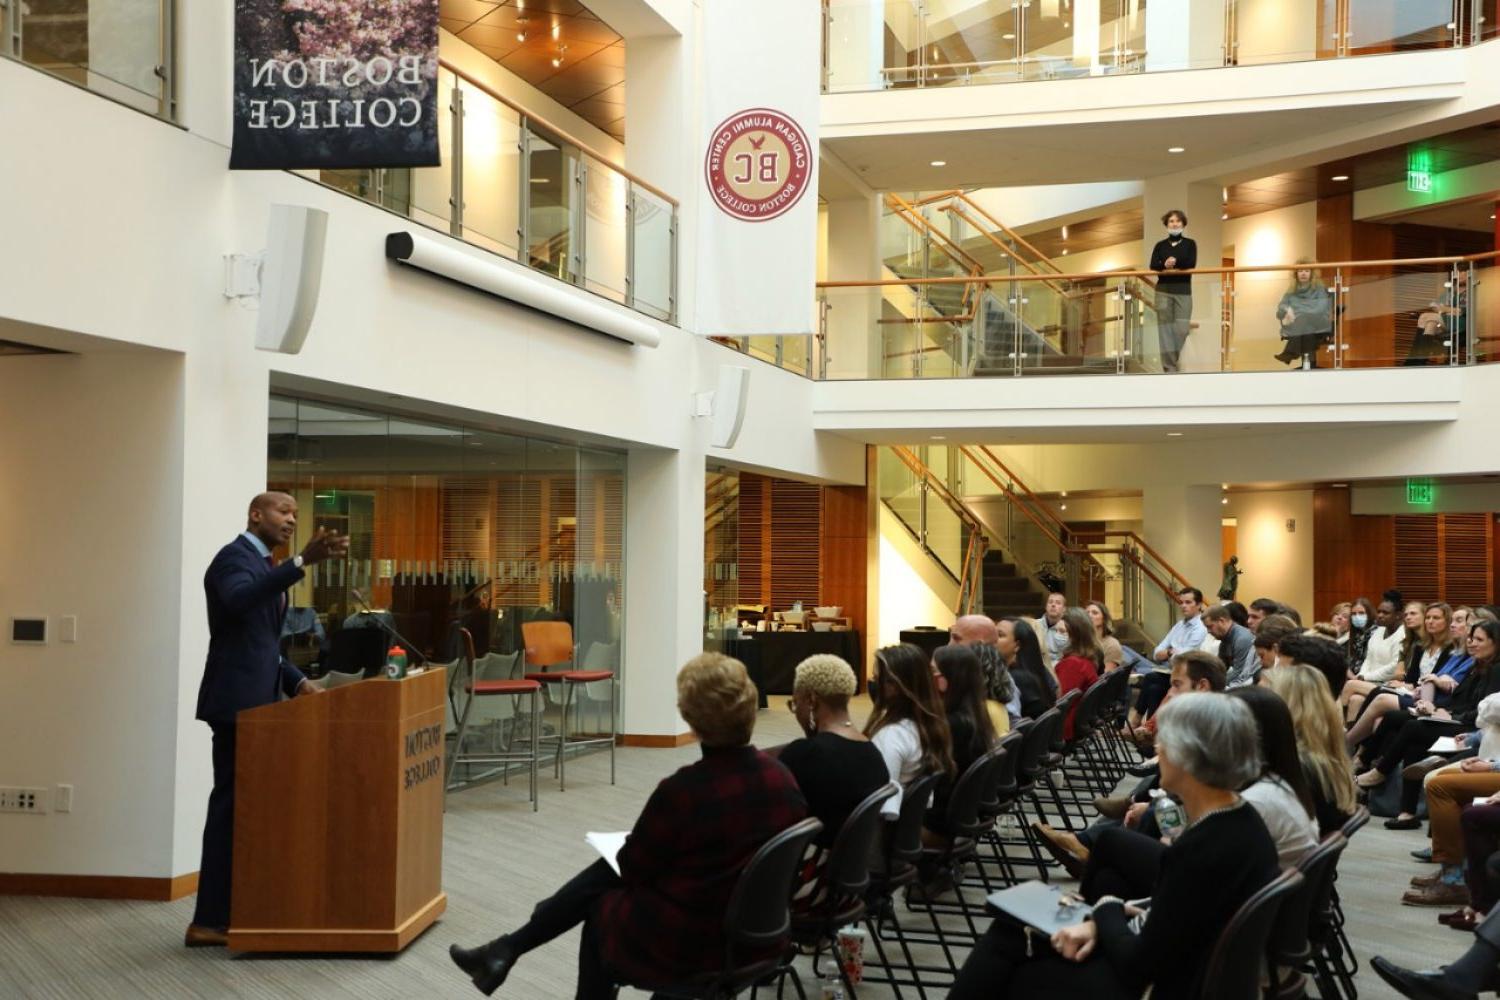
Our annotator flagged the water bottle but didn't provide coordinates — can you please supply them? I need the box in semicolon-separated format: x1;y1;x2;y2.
384;644;408;680
1150;788;1187;842
819;973;845;1000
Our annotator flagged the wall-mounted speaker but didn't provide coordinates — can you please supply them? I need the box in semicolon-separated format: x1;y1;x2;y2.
255;204;328;354
711;364;750;449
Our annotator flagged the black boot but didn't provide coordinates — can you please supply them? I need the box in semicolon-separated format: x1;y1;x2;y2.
450;936;518;996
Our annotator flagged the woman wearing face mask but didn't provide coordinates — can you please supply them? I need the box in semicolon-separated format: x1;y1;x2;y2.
1148;210;1197;373
1273;262;1334;369
1346;597;1377;671
776;655;890;852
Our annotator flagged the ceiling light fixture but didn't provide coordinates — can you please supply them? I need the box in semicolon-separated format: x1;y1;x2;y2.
1167;431;1183;437
1331;483;1348;488
1060;224;1069;240
1222;186;1229;203
930;160;947;167
551;45;566;68
1060;248;1068;255
1002;32;1016;39
1221;483;1228;490
1059;503;1067;511
1167;146;1185;154
1221;497;1229;505
552;23;560;39
1221;212;1228;220
1331;174;1349;181
930;435;947;441
1060;491;1068;498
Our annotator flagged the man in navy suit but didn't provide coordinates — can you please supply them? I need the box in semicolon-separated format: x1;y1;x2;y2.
186;492;347;947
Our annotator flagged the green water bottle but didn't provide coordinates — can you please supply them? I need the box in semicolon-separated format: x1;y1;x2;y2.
384;645;408;680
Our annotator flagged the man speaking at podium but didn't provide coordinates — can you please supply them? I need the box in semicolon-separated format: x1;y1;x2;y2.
185;492;348;947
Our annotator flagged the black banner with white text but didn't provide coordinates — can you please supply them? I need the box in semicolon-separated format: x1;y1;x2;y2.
230;0;440;170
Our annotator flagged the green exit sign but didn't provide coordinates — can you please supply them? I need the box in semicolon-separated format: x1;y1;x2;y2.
1407;170;1432;193
1407;479;1435;505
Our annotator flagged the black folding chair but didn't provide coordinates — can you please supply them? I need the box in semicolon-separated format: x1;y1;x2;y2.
1198;868;1306;1000
861;771;945;1000
1268;833;1349;1000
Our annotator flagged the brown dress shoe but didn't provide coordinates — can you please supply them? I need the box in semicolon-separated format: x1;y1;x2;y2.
1411;870;1444;888
1094;796;1132;821
1033;823;1089;880
184;924;228;948
1400;881;1470;907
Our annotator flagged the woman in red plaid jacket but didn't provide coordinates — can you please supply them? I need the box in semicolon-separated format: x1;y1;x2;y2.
449;652;808;997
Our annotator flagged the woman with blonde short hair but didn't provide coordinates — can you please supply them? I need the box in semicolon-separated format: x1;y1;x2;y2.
777;655;889;848
450;653;808;998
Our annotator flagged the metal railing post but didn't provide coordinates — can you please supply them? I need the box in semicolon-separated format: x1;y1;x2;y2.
517;117;532;265
669;206;680;325
449;83;465;238
157;0;176;120
817;295;831;379
624;184;636;311
1465;261;1477;364
572;153;587;287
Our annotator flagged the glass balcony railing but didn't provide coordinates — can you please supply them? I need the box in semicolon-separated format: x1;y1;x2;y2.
2;0;175;117
315;62;678;325
823;0;1490;93
715;251;1497;380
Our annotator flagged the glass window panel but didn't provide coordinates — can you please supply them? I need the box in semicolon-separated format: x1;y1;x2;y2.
410;67;456;231
20;0;165;115
458;79;522;256
525;128;579;284
584;157;629;304
630;187;675;321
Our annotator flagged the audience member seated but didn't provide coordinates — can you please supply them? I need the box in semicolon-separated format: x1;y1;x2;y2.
1344;602;1457;748
1034;651;1226;876
1261;663;1359;836
1247;597;1283;630
1203;603;1258;688
948;693;1278;1000
1055;607;1104;740
1354;622;1500;819
1346;596;1379;671
949;614;1015;732
1227;685;1320;865
1341;591;1410;719
999;617;1058;720
1278;632;1354;701
1330;601;1352;651
1087;601;1125;672
926;643;1000;840
1135;587;1207;726
776;654;889;851
448;652;807;998
865;643;955;819
1034;590;1069;669
1408;733;1500;913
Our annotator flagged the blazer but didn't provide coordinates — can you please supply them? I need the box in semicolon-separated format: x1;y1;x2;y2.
196;535;308;727
596;745;807;985
1402;643;1455;686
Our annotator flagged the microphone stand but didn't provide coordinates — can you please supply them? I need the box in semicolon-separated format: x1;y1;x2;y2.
350;589;429;667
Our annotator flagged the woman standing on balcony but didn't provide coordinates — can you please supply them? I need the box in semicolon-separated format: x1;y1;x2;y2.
1149;209;1197;373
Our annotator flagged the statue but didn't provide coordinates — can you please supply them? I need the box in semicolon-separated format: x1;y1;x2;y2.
1218;556;1242;601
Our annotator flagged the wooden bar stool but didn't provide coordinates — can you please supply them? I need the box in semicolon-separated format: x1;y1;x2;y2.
522;621;616;791
447;629;543;811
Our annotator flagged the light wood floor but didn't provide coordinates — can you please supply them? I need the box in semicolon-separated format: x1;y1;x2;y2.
0;698;1470;998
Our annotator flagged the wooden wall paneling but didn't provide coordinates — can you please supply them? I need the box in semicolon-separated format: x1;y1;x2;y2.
739;473;766;607
1312;487;1395;616
1439;513;1493;606
1394;515;1441;604
820;484;870;654
770;479;822;612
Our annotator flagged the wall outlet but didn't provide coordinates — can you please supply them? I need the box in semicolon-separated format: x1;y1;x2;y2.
55;784;73;813
60;616;78;643
0;787;49;814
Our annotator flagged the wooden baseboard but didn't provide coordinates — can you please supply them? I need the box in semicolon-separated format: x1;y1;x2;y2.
618;732;698;748
228;892;445;954
0;871;199;901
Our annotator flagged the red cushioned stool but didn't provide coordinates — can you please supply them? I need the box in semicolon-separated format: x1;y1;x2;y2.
446;628;543;811
522;621;616;792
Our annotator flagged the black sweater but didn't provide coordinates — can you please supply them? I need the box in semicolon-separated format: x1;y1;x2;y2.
1091;799;1279;1000
1149;236;1197;294
1446;660;1500;728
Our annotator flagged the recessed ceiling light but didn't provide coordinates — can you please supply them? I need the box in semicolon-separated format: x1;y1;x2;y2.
1331;174;1349;181
1167;431;1183;437
1002;33;1016;40
1060;491;1068;498
1221;497;1229;505
1221;212;1229;220
1331;483;1348;488
1059;503;1067;511
1060;248;1068;255
1167;146;1185;154
1221;483;1228;490
930;160;947;167
930;435;946;440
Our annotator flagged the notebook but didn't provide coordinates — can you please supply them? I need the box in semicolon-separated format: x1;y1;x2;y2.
986;880;1092;935
1429;736;1462;753
586;831;629;875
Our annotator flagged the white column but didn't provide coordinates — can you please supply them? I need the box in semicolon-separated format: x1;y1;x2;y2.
1141;483;1222;637
1073;0;1103;74
1142;177;1224;373
823;191;883;379
1143;0;1227;71
621;446;707;739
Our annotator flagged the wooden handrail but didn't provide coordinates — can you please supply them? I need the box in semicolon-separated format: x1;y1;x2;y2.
955;446;1068;552
945;193;1065;278
438;59;677;207
884;194;987;276
820;250;1492;287
942;202;1070;298
1097;531;1193;589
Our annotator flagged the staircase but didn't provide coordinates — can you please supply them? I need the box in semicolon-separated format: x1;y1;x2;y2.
981;550;1049;621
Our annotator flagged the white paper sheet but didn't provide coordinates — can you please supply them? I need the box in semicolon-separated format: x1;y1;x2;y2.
1429;737;1461;753
1475;797;1498;807
586;831;629;875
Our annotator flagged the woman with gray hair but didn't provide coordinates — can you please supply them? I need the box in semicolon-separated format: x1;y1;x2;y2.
948;693;1280;1000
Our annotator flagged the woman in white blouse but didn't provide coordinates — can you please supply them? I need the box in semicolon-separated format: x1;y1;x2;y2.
1340;592;1410;722
1229;686;1318;866
864;643;955;818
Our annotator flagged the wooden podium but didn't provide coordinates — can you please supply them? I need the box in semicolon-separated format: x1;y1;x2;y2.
227;669;447;953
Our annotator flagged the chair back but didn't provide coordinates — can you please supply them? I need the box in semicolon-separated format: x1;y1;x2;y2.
522;620;574;670
887;772;945;870
1338;805;1370;840
819;782;899;902
720;816;824;965
1198;868;1305;1000
1270;834;1347;973
1050;688;1082;750
979;730;1024;816
1067;674;1110;744
1015;709;1059;784
944;746;1005;841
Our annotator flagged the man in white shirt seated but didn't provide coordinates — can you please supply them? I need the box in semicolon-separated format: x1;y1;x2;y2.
1131;587;1207;726
1032;591;1067;670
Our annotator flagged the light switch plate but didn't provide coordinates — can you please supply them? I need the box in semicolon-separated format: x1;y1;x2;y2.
60;616;77;643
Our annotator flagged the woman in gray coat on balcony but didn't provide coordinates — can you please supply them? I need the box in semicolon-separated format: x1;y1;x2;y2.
1274;262;1334;369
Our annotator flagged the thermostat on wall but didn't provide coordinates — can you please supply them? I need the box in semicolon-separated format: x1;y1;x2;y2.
10;618;47;645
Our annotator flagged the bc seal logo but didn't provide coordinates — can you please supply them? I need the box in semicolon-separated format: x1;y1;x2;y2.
704;108;812;222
